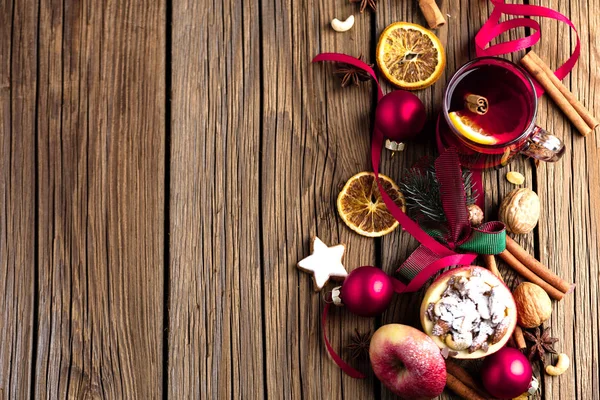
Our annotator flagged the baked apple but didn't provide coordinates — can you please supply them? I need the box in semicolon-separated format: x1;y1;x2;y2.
420;266;517;359
369;324;446;399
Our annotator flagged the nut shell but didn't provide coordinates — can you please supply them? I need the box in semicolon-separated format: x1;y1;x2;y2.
498;188;540;234
467;204;484;226
513;282;552;328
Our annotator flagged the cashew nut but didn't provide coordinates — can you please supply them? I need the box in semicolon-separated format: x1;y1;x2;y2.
445;332;471;351
545;353;570;376
331;15;354;32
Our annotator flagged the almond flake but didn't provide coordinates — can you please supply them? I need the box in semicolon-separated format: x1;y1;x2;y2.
506;171;525;185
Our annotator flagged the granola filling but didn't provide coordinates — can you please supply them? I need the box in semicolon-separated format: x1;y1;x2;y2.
425;268;512;354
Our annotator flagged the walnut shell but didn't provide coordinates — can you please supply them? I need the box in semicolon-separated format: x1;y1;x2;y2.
513;282;552;328
498;188;540;234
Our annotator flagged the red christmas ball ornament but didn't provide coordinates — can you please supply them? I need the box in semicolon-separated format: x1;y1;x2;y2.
339;266;394;317
481;347;533;399
375;90;426;144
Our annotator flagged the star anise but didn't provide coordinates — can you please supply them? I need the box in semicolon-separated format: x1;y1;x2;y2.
523;327;558;364
334;55;373;88
350;0;376;13
345;329;372;360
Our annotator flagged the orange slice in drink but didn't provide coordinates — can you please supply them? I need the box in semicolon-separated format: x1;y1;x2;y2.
448;111;499;145
337;172;405;237
376;22;445;90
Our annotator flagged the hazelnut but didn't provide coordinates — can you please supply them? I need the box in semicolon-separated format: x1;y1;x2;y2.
467;204;484;226
498;188;540;234
513;282;552;328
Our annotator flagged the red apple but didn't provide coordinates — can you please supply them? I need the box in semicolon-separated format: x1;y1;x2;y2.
369;324;446;399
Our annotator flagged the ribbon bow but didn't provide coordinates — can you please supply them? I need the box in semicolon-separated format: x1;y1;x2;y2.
396;149;506;284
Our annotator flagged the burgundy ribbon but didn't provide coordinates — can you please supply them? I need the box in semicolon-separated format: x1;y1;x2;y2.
322;303;366;379
436;149;475;247
475;0;580;98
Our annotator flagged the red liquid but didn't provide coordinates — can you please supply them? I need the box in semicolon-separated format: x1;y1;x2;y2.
439;60;535;168
448;64;534;145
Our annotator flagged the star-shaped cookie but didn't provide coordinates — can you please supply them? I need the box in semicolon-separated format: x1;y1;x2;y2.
297;237;348;291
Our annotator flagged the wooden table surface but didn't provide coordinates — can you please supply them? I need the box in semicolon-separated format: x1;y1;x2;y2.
1;0;599;399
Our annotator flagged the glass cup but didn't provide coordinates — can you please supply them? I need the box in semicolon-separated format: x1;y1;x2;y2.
437;57;565;170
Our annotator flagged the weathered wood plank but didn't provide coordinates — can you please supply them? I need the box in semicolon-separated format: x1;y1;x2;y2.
168;0;264;398
34;0;165;397
532;1;600;399
260;0;377;398
0;0;37;398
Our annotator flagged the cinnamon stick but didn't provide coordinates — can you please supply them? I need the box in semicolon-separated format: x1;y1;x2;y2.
520;53;593;136
513;326;527;350
418;0;445;29
446;373;487;400
465;93;488;115
445;360;490;399
505;236;572;293
499;250;565;300
527;51;599;131
507;334;517;349
483;254;503;282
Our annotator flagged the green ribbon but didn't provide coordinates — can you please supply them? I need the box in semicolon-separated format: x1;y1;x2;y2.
425;222;506;256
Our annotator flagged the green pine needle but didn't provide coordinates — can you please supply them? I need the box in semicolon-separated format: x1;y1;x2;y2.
399;165;479;223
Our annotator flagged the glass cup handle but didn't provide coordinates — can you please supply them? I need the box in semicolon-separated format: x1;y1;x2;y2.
520;126;565;163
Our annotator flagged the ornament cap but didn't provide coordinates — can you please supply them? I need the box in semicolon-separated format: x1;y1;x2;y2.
528;376;539;395
384;139;406;152
331;286;343;306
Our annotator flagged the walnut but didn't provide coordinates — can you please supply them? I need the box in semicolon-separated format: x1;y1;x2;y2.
513;282;552;328
425;302;435;321
432;320;451;336
498;188;540;234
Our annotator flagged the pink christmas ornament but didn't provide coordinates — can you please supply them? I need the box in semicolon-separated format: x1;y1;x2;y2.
481;347;533;399
375;90;426;144
339;266;394;317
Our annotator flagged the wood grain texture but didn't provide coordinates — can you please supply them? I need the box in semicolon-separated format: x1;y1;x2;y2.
375;3;444;398
168;0;264;398
260;0;376;398
531;0;600;398
0;0;37;398
34;0;165;398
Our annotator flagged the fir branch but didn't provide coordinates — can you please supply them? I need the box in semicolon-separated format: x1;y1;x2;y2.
399;165;479;223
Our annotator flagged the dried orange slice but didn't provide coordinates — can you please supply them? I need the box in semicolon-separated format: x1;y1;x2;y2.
337;172;405;237
448;111;499;145
376;22;445;90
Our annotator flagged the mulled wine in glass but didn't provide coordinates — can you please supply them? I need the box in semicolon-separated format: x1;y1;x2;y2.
438;57;565;169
